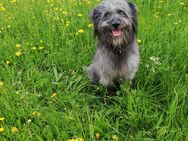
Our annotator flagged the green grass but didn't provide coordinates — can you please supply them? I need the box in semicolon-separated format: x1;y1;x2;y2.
0;0;188;140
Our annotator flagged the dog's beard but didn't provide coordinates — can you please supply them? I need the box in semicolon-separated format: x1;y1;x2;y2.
112;35;124;47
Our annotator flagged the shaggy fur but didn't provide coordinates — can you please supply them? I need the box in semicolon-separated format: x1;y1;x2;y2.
87;0;140;94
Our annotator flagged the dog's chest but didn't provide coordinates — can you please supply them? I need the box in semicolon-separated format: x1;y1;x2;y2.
96;46;139;79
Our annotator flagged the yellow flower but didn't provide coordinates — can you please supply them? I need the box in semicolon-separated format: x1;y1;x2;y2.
0;127;4;132
0;6;6;12
32;112;41;116
159;0;163;3
68;138;84;141
0;81;4;86
88;23;93;28
167;13;172;16
77;13;83;17
62;11;68;15
51;92;57;98
66;23;69;27
78;29;84;33
16;44;21;48
95;132;100;139
10;0;17;3
54;7;59;11
11;127;19;133
0;117;5;121
65;21;70;27
6;61;11;65
155;15;159;18
15;51;22;57
32;47;37;50
47;0;53;3
38;46;44;50
137;39;142;43
76;138;84;141
59;8;62;12
112;135;118;140
87;1;91;4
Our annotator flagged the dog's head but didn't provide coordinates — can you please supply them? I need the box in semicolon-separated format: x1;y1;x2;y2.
91;0;138;47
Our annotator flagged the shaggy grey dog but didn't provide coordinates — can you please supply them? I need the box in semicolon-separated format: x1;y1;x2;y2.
87;0;140;94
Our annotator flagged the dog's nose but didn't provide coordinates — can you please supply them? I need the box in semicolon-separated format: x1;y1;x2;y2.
112;23;120;28
111;20;120;28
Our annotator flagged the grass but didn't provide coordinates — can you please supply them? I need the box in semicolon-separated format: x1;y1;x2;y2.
0;0;188;140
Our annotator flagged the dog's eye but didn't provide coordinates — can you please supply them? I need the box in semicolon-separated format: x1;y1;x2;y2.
117;10;127;17
104;12;110;17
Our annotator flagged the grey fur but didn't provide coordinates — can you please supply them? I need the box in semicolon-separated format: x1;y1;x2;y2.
87;0;140;89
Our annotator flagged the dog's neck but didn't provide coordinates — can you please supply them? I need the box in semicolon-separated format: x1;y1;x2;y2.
98;40;133;55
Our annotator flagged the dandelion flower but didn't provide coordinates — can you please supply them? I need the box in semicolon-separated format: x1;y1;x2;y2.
0;6;6;12
6;61;11;65
137;39;142;43
0;81;4;86
88;23;93;28
32;47;37;50
0;127;4;132
68;138;84;141
32;112;41;116
47;0;54;3
87;1;91;4
38;46;44;50
68;139;75;141
159;0;163;3
51;92;57;98
10;0;17;3
95;133;100;139
62;11;68;15
11;127;19;133
78;29;84;33
112;135;118;140
0;117;4;121
167;13;172;16
16;44;21;48
15;51;22;57
66;21;70;24
77;13;83;17
66;23;69;27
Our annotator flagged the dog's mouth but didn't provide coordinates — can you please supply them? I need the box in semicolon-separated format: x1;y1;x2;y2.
112;29;123;37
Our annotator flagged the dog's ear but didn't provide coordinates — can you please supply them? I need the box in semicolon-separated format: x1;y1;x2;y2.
90;6;104;36
90;6;103;24
128;2;138;35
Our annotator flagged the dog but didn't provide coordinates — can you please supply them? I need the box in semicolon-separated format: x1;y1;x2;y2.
87;0;140;95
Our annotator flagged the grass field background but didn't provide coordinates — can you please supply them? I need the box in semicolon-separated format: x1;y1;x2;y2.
0;0;188;140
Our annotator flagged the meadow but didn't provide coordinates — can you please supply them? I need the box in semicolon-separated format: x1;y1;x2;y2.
0;0;188;140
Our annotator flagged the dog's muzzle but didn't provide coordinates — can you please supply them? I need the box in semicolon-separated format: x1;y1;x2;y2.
111;19;123;37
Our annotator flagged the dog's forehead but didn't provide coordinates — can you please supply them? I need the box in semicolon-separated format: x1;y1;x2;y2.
101;0;131;12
